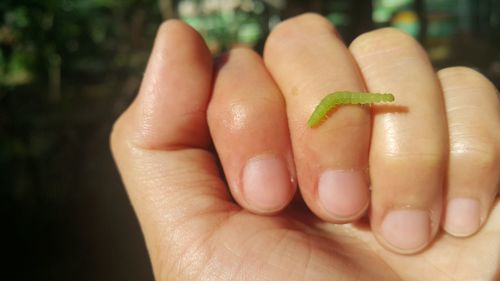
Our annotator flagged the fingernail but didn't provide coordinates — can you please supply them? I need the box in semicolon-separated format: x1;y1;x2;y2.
445;198;480;237
381;209;430;252
318;170;369;219
242;156;292;212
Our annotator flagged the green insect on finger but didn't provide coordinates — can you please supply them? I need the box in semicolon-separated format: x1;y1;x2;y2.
307;91;395;128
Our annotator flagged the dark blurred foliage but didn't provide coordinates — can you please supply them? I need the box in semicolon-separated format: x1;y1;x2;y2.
1;0;161;280
2;0;499;280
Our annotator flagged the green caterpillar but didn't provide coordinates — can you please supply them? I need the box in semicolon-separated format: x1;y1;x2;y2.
307;91;395;128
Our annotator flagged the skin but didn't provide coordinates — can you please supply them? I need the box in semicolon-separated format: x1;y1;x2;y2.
111;14;500;281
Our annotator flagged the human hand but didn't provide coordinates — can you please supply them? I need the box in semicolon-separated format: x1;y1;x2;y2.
111;14;500;280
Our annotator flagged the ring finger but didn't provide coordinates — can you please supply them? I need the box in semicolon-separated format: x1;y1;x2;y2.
350;28;448;254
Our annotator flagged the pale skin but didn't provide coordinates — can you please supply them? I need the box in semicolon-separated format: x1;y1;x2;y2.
111;14;500;281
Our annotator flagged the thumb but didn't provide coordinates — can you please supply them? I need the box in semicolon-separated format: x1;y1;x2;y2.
110;20;234;277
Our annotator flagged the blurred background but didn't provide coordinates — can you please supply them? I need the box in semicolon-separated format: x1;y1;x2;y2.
2;0;499;280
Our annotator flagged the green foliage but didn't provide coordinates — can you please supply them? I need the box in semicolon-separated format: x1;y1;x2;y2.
0;0;162;238
0;0;161;88
178;0;270;53
1;2;162;279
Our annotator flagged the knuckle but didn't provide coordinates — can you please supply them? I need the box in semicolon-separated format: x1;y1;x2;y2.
158;20;171;34
158;19;189;35
109;105;137;153
374;150;445;172
109;113;126;153
350;27;421;56
265;13;335;56
452;142;499;170
286;13;333;29
273;13;333;35
157;20;205;50
207;97;240;131
438;66;479;77
438;66;491;86
207;97;261;132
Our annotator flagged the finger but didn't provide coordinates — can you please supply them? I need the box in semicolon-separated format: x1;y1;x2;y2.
207;47;296;214
110;20;233;275
350;28;447;254
264;14;371;222
438;67;500;237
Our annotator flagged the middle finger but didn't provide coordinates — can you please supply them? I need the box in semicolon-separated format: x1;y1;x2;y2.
264;14;371;222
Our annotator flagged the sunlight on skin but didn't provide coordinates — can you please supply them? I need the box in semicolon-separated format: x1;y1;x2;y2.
157;197;499;280
112;19;500;281
118;144;499;281
317;198;500;280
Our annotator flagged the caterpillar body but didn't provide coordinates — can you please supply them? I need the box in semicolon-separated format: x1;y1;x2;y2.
307;91;395;128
